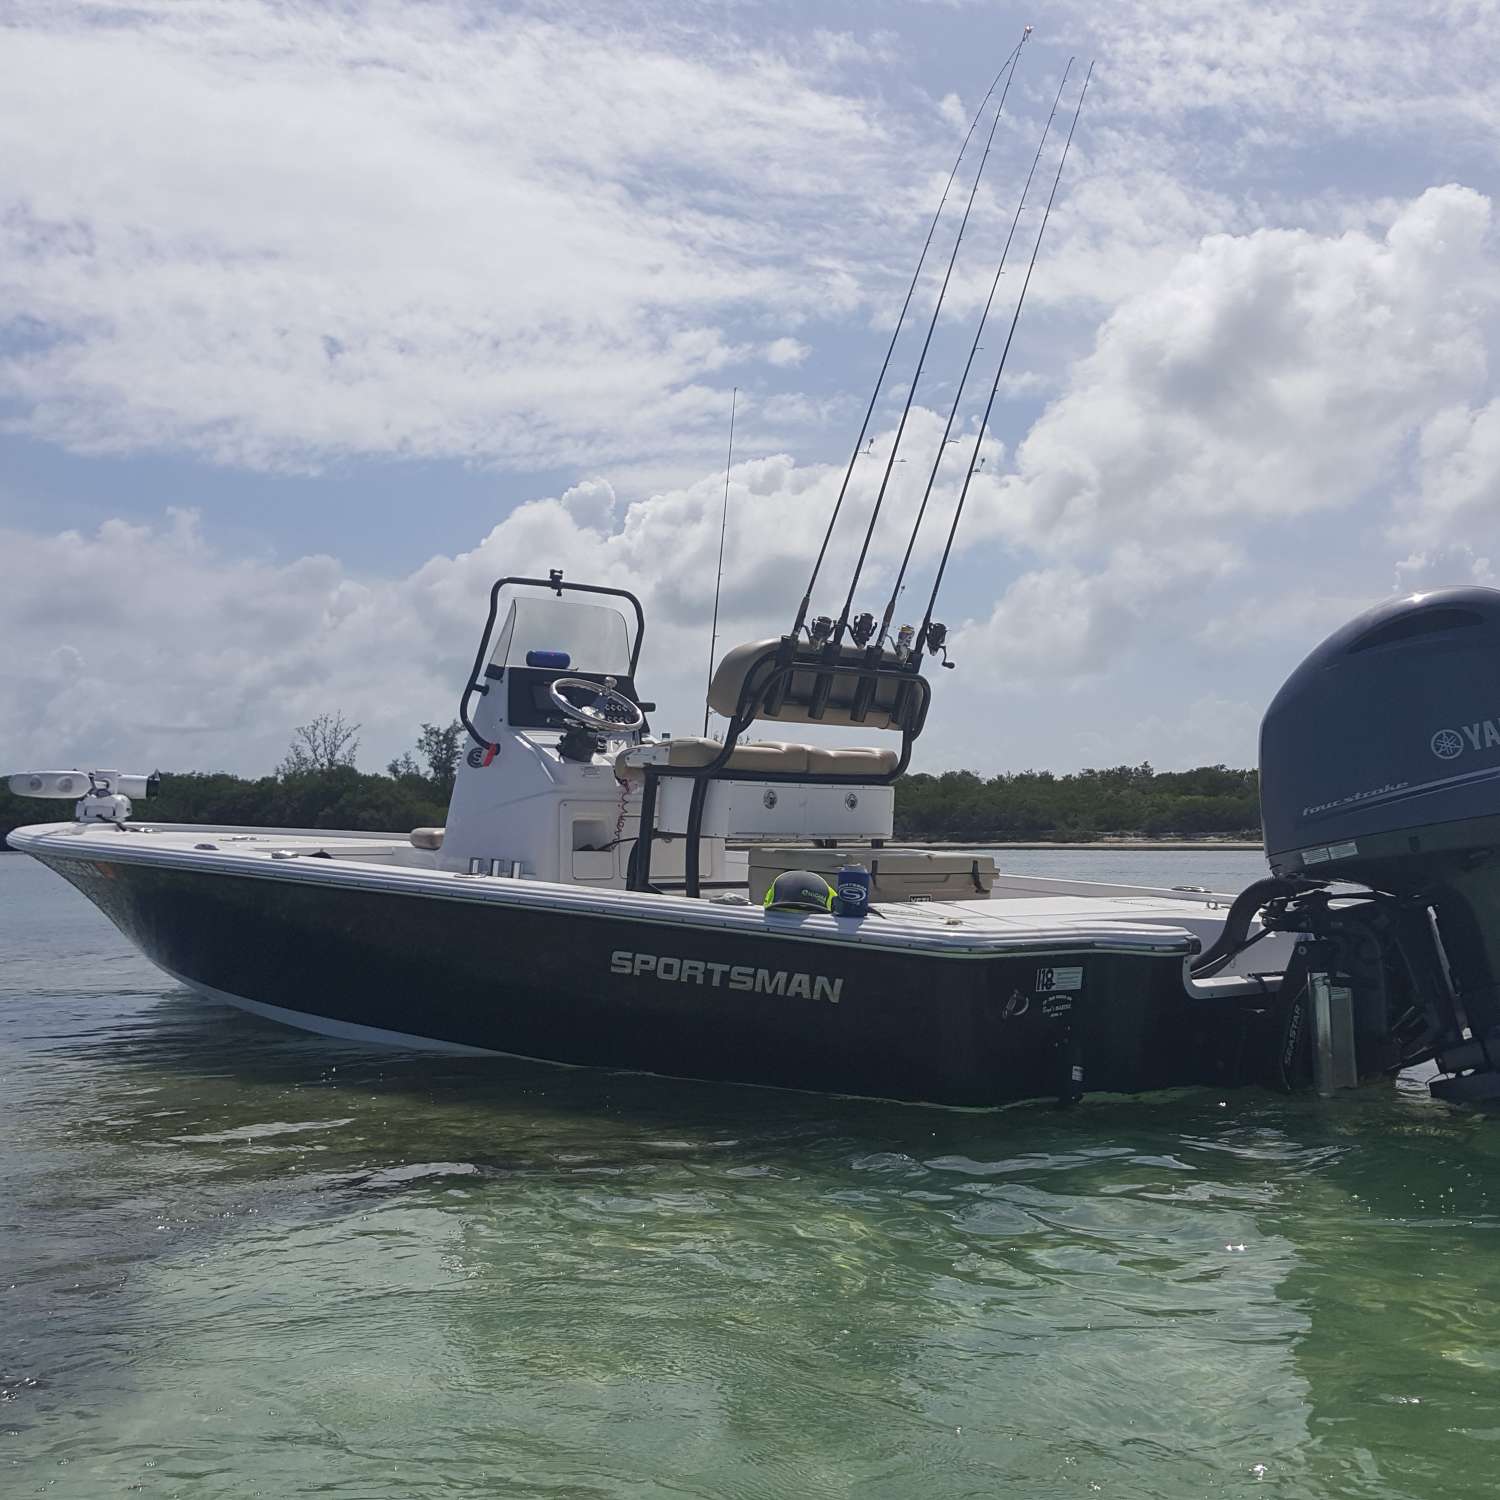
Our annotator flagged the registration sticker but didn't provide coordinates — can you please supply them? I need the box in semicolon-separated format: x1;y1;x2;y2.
1035;965;1083;992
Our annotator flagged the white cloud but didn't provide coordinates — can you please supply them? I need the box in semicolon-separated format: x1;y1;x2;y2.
0;329;1493;783
936;93;969;132
1062;0;1500;151
1071;694;1265;773
1394;545;1496;590
1397;399;1500;545
764;337;812;368
0;433;980;776
558;479;616;531
26;172;1492;778
937;186;1497;697
952;539;1239;687
973;186;1495;556
4;1;1500;786
0;1;914;474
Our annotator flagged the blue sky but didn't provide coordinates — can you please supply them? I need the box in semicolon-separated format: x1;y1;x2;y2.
2;0;1497;777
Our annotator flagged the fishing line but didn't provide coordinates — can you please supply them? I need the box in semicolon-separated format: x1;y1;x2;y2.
790;30;1031;639
831;25;1032;646
703;386;738;735
915;60;1094;663
876;59;1073;650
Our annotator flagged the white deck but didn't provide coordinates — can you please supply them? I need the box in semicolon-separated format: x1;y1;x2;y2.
8;820;1282;973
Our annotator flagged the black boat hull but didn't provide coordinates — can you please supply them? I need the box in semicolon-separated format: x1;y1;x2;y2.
38;852;1213;1107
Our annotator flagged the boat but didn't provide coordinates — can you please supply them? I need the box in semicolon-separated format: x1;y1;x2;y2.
10;46;1500;1109
8;576;1500;1108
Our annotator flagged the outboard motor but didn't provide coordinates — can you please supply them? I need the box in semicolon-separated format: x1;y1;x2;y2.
1258;586;1500;1102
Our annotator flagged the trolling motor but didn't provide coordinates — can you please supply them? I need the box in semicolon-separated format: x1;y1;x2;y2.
1208;587;1500;1103
7;769;160;825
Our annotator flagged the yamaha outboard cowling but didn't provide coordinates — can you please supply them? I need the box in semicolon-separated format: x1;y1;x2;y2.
1259;586;1500;1101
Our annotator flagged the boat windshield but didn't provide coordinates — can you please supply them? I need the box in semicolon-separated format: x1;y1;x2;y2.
489;596;633;677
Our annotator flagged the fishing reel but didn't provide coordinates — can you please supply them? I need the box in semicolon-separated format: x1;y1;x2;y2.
924;622;955;668
808;615;836;648
850;612;877;648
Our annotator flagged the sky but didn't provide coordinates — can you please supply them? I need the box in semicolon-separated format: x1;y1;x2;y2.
2;0;1497;780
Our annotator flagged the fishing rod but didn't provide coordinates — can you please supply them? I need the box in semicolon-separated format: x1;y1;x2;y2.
875;58;1074;651
829;25;1032;649
703;387;738;735
789;29;1031;641
913;61;1093;669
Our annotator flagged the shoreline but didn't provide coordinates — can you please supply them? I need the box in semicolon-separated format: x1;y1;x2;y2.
5;839;1266;855
901;839;1263;852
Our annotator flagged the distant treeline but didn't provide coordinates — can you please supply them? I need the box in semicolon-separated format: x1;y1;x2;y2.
4;759;1261;844
1;714;456;844
893;764;1260;840
0;768;449;843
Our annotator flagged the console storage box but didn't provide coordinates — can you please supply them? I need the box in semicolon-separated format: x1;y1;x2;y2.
747;846;997;905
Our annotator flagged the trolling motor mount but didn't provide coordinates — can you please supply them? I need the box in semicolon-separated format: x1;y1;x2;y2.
6;769;160;826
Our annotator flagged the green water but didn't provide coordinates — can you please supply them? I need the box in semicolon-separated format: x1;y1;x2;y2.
4;850;1500;1499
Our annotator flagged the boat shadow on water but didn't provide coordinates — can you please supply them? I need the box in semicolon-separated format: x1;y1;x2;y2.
12;980;1500;1500
57;982;1487;1184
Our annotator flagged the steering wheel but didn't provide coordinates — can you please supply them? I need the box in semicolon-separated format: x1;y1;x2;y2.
548;676;645;733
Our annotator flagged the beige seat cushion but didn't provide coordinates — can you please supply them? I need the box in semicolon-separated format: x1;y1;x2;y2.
616;738;809;776
616;739;896;779
707;639;779;717
806;746;899;775
409;827;445;850
707;638;909;730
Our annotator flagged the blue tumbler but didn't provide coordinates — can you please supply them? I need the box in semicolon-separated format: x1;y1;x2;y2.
835;862;871;918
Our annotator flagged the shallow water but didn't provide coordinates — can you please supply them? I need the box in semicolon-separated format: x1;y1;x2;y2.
4;849;1500;1499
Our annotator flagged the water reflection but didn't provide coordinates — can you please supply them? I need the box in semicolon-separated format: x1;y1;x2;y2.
5;852;1500;1498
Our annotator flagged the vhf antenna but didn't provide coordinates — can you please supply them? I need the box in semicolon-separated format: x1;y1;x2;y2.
703;386;738;735
789;31;1031;640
